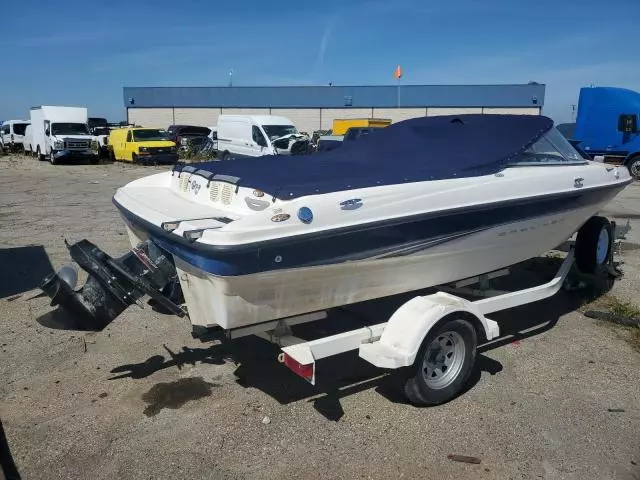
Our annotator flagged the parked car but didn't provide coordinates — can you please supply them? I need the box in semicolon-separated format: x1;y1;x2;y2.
88;117;108;132
316;127;381;152
107;127;177;164
166;125;211;152
1;119;30;152
92;127;111;158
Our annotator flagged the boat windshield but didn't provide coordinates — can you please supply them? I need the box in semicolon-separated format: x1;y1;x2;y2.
132;129;169;141
512;127;585;164
52;123;89;135
263;125;298;140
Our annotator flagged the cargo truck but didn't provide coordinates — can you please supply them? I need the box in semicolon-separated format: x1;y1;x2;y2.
572;87;640;179
30;106;98;165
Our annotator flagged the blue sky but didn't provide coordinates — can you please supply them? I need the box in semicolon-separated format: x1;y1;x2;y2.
2;0;639;123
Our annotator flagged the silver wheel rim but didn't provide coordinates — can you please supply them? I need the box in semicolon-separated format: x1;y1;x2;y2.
596;227;610;265
630;161;640;178
422;330;466;389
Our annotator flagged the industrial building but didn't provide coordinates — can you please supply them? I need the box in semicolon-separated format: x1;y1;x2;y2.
122;84;545;133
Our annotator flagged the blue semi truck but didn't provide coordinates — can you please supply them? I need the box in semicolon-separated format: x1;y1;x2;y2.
570;86;640;179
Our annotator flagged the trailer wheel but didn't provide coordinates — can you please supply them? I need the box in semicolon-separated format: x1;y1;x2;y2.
575;216;612;274
626;155;640;181
403;317;477;407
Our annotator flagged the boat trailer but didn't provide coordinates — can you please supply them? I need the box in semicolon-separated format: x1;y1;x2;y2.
39;218;623;406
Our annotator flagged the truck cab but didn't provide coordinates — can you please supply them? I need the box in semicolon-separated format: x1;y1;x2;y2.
573;87;640;179
107;127;177;164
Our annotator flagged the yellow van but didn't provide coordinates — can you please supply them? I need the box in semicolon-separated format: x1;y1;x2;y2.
108;127;177;164
331;118;392;136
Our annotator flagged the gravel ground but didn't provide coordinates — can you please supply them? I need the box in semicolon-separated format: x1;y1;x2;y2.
1;154;639;480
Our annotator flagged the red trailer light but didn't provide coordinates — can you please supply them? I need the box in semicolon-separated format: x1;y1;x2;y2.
279;352;315;383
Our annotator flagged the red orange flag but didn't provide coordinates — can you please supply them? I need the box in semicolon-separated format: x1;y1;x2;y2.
394;64;403;79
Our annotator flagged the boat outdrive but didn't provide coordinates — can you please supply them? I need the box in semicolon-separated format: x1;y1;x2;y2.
40;239;184;330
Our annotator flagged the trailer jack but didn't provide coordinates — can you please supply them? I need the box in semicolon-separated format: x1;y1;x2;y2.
40;239;184;331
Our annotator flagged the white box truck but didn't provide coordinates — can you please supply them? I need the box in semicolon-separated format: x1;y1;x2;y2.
216;115;309;160
30;106;98;164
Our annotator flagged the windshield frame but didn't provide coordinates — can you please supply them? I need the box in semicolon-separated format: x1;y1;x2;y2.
132;129;170;142
51;123;90;136
507;127;589;167
262;124;298;140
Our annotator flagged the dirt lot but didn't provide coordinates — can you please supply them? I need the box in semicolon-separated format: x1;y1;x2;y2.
1;154;639;480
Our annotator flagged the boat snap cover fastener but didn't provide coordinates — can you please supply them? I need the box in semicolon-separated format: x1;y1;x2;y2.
297;207;313;224
274;255;283;263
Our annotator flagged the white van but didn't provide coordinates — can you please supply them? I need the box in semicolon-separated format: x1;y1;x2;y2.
216;115;309;160
1;120;31;152
23;125;34;155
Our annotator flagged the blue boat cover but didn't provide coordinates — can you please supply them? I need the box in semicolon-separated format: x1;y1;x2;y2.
176;114;553;200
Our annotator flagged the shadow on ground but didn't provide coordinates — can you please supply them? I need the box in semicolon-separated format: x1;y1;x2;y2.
0;245;53;299
104;257;604;420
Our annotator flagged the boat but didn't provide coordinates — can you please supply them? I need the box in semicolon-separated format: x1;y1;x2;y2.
41;114;632;333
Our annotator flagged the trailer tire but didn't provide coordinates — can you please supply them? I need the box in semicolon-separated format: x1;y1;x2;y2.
575;216;612;274
626;155;640;181
403;316;477;407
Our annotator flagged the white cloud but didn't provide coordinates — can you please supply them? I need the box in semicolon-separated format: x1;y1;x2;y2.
315;16;339;71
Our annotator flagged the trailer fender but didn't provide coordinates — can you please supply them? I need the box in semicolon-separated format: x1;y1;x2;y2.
361;292;499;369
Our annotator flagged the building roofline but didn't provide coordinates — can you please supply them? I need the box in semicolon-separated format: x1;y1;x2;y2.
123;83;546;89
123;84;545;109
